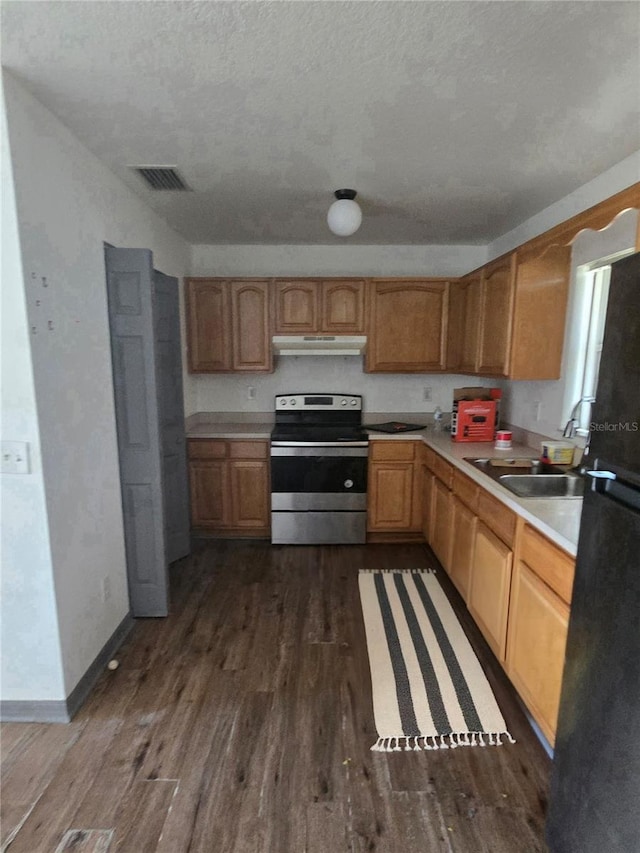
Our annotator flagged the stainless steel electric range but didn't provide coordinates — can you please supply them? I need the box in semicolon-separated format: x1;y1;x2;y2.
270;393;369;544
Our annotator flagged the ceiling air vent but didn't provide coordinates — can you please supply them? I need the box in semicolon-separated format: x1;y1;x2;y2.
133;166;191;191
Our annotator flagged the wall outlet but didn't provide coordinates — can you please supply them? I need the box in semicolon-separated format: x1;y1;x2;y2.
1;441;31;475
423;386;432;402
247;386;256;400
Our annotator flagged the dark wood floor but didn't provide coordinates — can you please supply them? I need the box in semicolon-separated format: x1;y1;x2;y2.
1;541;551;852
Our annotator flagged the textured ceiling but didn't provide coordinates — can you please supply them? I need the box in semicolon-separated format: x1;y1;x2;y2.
2;1;639;244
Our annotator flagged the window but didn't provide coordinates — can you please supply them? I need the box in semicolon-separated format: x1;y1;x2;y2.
563;250;633;437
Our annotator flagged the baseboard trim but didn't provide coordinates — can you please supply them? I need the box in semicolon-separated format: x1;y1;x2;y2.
0;699;72;724
1;612;135;724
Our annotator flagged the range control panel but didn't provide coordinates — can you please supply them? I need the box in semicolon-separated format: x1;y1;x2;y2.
275;394;362;411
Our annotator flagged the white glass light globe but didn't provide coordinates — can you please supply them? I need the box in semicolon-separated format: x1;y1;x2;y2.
327;198;362;237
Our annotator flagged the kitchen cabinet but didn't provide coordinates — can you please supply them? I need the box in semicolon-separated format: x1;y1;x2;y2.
431;476;454;573
449;496;478;601
508;244;571;380
273;279;366;334
367;441;421;539
471;243;571;379
506;525;574;745
366;279;449;372
188;439;270;536
186;278;272;373
477;255;517;376
468;521;513;662
421;446;436;544
446;272;481;373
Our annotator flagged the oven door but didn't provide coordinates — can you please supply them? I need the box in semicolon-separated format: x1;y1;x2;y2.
270;444;368;543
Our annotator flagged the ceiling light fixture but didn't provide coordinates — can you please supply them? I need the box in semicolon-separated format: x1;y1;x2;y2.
327;189;362;237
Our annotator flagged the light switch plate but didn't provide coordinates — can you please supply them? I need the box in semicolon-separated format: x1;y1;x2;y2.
1;441;31;474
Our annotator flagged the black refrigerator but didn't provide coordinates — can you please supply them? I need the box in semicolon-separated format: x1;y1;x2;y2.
546;251;640;852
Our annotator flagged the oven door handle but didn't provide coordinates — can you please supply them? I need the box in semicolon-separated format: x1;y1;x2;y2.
271;441;369;447
270;444;369;457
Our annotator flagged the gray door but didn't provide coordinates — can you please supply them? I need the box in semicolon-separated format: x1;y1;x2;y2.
153;270;190;563
105;247;168;617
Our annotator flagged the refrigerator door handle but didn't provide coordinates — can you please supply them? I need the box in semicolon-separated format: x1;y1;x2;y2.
585;470;616;480
587;471;640;512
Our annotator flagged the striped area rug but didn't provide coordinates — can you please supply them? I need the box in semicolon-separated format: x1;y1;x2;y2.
358;569;515;752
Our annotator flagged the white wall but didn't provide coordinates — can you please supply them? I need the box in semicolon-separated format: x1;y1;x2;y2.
193;362;496;415
488;151;640;260
2;72;190;701
500;208;638;437
1;82;66;702
190;243;487;278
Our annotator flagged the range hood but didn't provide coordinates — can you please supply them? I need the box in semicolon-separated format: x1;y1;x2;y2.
272;335;367;356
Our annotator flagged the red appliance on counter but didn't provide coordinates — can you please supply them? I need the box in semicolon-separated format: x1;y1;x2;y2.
451;387;501;443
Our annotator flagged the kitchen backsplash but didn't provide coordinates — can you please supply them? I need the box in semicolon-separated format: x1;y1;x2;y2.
188;356;497;416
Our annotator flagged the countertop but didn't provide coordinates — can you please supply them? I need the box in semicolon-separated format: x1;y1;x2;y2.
366;427;581;556
186;413;582;555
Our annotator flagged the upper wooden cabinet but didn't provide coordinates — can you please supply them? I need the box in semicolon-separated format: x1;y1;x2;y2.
509;245;571;380
186;279;232;372
366;279;449;372
446;273;481;373
186;278;272;373
274;279;366;334
472;245;571;379
477;255;517;376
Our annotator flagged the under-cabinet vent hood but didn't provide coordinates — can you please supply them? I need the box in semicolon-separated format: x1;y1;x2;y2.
272;335;367;356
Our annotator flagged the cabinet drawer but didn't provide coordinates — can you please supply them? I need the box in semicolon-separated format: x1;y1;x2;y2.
188;439;228;459
370;440;416;462
228;440;268;460
453;470;479;512
477;489;516;546
520;525;575;604
423;446;436;471
433;454;453;489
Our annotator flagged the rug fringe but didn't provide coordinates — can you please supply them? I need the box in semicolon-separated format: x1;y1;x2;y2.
359;568;436;575
370;731;516;752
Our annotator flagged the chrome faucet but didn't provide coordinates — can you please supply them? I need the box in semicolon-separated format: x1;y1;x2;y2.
563;396;595;438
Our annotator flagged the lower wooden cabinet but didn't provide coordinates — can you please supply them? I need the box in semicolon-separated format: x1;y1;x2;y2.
422;464;435;544
431;477;453;572
468;521;513;662
506;525;574;744
367;441;421;537
449;496;477;601
188;439;270;536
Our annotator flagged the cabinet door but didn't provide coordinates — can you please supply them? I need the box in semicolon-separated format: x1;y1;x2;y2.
189;459;230;528
367;462;414;530
449;496;478;601
506;561;570;745
421;466;435;544
231;280;272;372
186;279;232;372
509;245;571;380
229;459;270;530
431;477;453;572
477;256;516;376
446;275;480;372
320;280;366;333
274;280;319;333
468;522;513;661
366;280;448;372
460;274;481;374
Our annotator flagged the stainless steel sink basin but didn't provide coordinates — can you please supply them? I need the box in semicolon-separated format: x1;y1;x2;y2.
498;474;585;499
464;457;567;479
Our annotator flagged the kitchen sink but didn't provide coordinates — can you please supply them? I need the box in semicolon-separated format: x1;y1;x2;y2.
498;473;585;499
464;457;568;480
